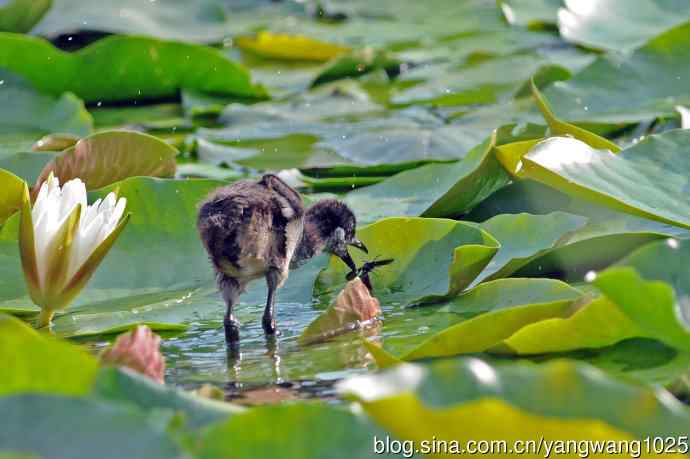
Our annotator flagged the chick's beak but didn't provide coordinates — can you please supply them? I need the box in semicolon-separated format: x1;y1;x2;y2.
337;249;358;272
348;238;368;254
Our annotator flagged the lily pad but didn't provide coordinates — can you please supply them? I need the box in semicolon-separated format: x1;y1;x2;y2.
0;33;265;103
471;211;588;285
519;130;690;229
344;134;509;224
0;71;92;137
545;21;690;123
197;107;473;171
194;403;397;459
379;278;583;361
236;32;350;62
0;394;183;459
338;358;690;442
315;217;500;306
0;314;98;396
558;0;690;52
93;367;240;429
393;54;570;107
34;130;178;191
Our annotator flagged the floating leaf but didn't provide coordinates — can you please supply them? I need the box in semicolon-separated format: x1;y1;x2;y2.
545;21;690;123
0;394;182;459
0;33;265;103
0;71;92;137
236;32;350;62
93;367;240;429
520;130;690;229
381;278;582;361
345;133;509;224
472;211;587;285
558;0;690;52
34;130;178;191
316;217;499;306
338;358;690;443
312;48;400;86
0;314;98;396
195;403;396;459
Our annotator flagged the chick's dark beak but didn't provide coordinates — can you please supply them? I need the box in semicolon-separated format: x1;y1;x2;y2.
348;238;368;254
337;249;358;272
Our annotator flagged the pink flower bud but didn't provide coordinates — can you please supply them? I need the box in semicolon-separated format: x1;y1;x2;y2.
100;325;166;384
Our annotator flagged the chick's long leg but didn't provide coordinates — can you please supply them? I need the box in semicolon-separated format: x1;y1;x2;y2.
219;274;241;344
263;267;282;335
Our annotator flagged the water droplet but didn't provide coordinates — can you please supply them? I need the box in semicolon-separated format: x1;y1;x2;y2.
667;238;679;249
585;270;597;282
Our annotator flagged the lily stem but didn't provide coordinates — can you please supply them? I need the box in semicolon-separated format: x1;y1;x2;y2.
37;308;55;329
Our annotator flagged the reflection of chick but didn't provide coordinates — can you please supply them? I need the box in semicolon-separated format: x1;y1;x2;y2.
197;174;367;344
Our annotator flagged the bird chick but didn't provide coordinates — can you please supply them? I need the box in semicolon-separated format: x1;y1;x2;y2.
197;174;367;344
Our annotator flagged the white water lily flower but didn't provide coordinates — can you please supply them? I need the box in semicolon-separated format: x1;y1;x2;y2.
19;174;129;327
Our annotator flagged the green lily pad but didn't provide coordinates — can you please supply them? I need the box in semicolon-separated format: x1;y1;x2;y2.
0;33;265;103
93;367;240;429
379;278;583;361
34;130;178;191
558;0;690;52
0;71;92;137
312;49;401;87
338;358;690;441
0;314;98;397
197;107;473;171
344;133;509;224
520;130;690;229
393;54;569;107
33;0;303;43
593;239;690;351
194;403;397;459
0;394;183;459
471;211;588;285
316;217;499;306
0;0;51;33
545;21;690;123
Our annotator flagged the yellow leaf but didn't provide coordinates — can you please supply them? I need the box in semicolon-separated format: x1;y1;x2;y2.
236;32;350;62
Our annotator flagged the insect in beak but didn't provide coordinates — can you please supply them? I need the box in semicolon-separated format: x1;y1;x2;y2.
348;238;368;254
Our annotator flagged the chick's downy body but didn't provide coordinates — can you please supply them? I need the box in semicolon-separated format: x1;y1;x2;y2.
197;174;366;343
198;175;303;289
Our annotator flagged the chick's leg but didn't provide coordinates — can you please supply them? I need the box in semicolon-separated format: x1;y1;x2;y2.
263;267;283;335
219;274;241;344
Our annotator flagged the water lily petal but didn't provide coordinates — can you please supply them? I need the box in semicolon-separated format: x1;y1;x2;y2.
58;213;131;309
42;204;81;309
18;184;42;306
